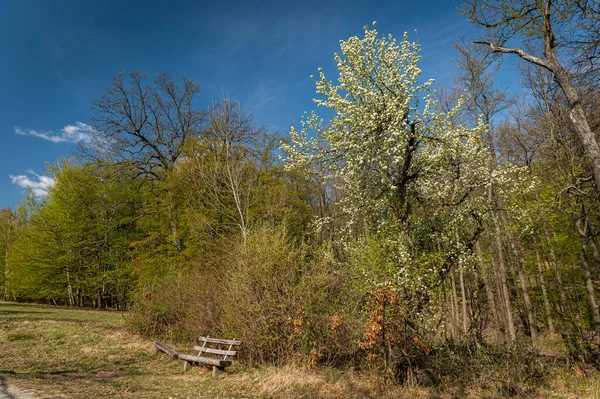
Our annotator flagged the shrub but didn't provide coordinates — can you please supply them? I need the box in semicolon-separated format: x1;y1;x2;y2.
218;225;361;367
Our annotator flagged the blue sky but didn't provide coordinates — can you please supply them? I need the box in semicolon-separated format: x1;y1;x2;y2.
0;0;510;209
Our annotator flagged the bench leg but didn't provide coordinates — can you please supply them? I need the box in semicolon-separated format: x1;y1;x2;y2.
183;360;191;372
212;366;223;377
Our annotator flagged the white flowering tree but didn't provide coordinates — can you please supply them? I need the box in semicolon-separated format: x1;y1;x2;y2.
282;25;502;375
283;24;493;288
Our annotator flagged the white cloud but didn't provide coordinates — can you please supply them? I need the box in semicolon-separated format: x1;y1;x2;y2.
9;171;56;197
14;122;95;144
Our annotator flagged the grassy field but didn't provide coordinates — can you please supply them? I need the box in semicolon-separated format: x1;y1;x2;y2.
1;301;599;398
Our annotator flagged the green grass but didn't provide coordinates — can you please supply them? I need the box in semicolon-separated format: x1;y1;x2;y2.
1;301;599;399
0;301;260;398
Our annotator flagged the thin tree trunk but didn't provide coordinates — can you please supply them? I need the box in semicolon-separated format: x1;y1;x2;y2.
510;240;538;348
493;215;516;343
3;246;8;301
455;230;469;337
475;241;500;338
575;208;600;335
584;219;600;272
541;218;568;308
460;266;469;336
450;272;461;339
536;251;556;337
443;288;454;340
168;190;181;250
66;265;74;307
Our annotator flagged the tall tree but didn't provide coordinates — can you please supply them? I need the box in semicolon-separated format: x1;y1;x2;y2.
9;162;144;308
282;24;497;338
0;208;22;301
180;98;303;248
89;71;204;249
463;0;600;197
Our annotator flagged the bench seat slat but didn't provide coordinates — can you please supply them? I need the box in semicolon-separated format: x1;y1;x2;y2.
192;345;237;357
178;353;231;368
198;336;242;346
154;341;179;359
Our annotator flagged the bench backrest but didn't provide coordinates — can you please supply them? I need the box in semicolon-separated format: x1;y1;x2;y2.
193;336;242;361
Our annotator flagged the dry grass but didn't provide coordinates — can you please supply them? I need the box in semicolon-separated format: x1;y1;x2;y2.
1;301;599;398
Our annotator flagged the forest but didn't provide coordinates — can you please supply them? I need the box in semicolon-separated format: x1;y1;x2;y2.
1;0;600;391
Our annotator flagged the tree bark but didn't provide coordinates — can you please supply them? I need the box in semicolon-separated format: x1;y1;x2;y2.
475;241;500;338
493;215;517;343
460;265;469;336
541;217;568;308
575;206;600;335
510;240;538;349
536;251;556;337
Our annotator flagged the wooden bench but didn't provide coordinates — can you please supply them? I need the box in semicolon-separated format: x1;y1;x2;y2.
155;336;242;376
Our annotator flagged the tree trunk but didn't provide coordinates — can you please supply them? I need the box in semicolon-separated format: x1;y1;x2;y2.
475;241;500;338
536;252;556;337
460;265;469;336
66;265;74;307
493;215;517;343
541;218;568;308
575;209;600;335
450;272;461;339
168;190;181;250
3;247;8;301
584;219;600;272
510;240;538;348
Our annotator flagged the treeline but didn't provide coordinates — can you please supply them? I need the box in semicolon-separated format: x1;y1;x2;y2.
2;0;600;387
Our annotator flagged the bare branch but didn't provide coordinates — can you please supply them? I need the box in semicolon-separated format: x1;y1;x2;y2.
474;41;554;71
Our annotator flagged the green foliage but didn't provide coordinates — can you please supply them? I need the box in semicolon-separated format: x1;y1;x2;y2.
219;225;361;367
8;161;144;308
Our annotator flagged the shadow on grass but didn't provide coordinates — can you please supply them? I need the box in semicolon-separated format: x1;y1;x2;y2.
0;302;124;324
0;307;121;325
1;316;118;326
0;309;53;316
0;363;145;381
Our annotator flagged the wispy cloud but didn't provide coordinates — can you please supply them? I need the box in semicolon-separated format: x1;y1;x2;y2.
9;171;55;197
14;122;95;144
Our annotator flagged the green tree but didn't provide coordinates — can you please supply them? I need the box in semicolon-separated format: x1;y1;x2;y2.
9;161;144;308
0;207;23;301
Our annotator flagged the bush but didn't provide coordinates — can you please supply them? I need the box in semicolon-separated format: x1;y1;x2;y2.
127;267;190;340
426;343;548;396
218;225;362;367
126;249;221;342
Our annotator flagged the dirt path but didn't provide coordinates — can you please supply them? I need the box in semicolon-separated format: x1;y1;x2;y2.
0;378;35;399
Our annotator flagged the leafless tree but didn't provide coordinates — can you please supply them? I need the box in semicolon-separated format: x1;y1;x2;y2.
462;0;600;197
184;97;275;246
89;71;204;182
88;71;204;249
